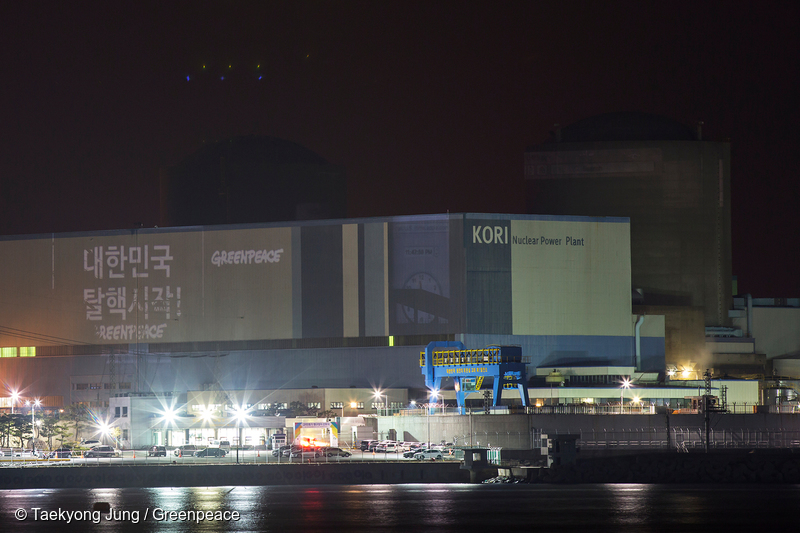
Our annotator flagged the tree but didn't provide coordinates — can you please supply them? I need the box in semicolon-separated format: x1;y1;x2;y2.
54;420;73;449
0;414;12;447
37;413;63;451
63;404;91;442
9;414;32;449
317;410;337;420
289;401;312;417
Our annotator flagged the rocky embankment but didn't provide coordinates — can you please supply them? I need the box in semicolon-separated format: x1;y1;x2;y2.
533;451;800;484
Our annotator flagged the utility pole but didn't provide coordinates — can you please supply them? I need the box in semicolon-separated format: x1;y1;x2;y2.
704;369;712;453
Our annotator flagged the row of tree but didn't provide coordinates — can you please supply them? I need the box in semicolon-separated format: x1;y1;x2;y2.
0;404;97;450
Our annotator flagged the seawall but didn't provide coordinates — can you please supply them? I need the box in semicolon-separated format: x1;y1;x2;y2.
0;462;469;490
532;450;800;484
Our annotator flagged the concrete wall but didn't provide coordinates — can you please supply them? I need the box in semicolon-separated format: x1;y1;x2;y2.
0;462;469;489
376;412;800;450
751;308;800;359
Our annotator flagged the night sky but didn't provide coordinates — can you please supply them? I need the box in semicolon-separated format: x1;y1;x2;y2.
1;2;797;297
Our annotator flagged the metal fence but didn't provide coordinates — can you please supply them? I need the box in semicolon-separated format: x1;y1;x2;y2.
578;427;800;451
394;405;767;416
524;405;656;415
418;427;800;452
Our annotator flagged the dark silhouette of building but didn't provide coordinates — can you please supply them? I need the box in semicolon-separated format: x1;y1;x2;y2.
159;135;346;227
526;112;731;328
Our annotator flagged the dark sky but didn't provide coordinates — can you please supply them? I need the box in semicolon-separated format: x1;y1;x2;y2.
1;1;797;297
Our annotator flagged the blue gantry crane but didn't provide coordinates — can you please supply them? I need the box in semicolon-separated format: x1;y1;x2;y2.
420;341;530;409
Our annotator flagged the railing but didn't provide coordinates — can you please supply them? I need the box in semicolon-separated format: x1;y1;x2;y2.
420;347;526;367
578;427;800;450
768;405;800;414
524;405;656;415
728;403;758;414
389;404;777;417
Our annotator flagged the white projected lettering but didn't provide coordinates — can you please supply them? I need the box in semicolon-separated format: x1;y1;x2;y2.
210;248;283;266
82;243;180;339
83;245;173;279
95;323;168;340
84;286;181;321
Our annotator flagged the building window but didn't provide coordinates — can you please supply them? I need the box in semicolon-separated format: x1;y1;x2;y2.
330;402;343;410
89;383;101;390
118;382;131;390
114;407;120;418
104;383;116;389
1;347;17;357
19;347;35;357
76;383;88;390
122;406;128;417
307;402;321;409
122;429;129;441
355;402;364;409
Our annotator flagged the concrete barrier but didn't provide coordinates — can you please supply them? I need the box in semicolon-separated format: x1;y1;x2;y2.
532;450;800;484
0;462;470;489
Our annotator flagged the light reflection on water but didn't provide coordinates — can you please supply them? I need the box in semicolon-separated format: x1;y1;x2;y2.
2;484;799;532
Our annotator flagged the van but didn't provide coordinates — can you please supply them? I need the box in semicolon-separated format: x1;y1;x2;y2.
219;440;231;450
174;445;197;457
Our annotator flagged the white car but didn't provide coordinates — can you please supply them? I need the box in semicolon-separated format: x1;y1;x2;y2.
290;448;321;459
414;449;444;461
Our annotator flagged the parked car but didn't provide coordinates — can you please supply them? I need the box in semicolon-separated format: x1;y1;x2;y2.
283;445;302;458
5;450;34;458
147;445;167;457
194;447;227;458
272;445;292;457
6;450;34;458
376;443;399;453
84;445;119;458
402;449;418;458
172;444;197;457
80;440;101;448
50;447;72;459
219;440;231;450
323;447;351;457
290;447;321;459
174;445;197;456
359;440;377;451
414;449;444;461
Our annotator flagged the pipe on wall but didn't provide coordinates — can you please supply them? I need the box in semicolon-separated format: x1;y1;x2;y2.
634;315;645;370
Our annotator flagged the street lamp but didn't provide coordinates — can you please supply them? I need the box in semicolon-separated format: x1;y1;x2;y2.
234;405;248;464
620;378;631;414
373;390;386;416
26;399;41;454
11;390;19;415
97;419;113;448
161;406;176;448
428;389;439;447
